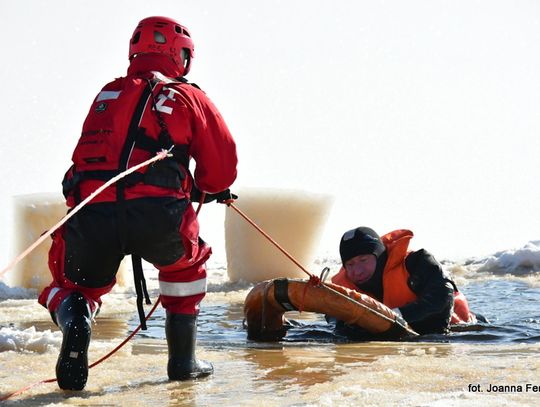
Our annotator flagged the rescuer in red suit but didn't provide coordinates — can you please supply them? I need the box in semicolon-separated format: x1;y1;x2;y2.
38;16;238;390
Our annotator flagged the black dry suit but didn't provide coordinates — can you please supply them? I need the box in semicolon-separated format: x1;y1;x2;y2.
333;249;455;337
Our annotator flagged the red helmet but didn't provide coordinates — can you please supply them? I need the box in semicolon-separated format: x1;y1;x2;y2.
129;16;195;75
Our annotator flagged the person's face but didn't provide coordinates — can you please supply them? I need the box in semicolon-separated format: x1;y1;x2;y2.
344;254;377;285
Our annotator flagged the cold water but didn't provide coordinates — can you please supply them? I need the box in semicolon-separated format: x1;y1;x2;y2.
1;254;540;406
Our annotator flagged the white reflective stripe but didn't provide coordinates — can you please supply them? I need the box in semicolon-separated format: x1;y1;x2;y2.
152;71;175;84
96;91;121;102
159;278;207;297
46;287;61;308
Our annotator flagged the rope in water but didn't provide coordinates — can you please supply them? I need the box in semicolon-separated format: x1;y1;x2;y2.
226;202;417;335
1;193;208;401
2;179;412;401
0;298;163;401
0;150;172;401
2;193;209;401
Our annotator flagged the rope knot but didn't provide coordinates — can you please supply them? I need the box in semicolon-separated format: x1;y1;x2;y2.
298;275;321;313
156;149;172;160
308;275;321;286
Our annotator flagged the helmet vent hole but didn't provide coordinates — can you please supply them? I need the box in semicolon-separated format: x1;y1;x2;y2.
154;31;166;44
175;25;190;37
181;49;190;67
131;32;141;44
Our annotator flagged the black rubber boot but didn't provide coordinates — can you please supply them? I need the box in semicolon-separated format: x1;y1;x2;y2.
166;312;213;380
53;292;92;391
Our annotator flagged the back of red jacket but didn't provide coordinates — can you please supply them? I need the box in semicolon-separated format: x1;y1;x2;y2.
64;63;237;207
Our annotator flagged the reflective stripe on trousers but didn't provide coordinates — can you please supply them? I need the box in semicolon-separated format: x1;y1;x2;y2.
159;278;207;297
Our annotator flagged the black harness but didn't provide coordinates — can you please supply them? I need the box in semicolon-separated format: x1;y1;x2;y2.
62;79;190;203
273;278;298;311
64;76;196;329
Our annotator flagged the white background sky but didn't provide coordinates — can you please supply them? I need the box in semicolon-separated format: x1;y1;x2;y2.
0;0;539;268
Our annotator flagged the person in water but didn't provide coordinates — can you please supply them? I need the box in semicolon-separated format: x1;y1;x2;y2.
331;227;476;335
38;16;238;390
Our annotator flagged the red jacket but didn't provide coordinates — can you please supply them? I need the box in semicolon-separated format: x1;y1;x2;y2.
64;55;237;206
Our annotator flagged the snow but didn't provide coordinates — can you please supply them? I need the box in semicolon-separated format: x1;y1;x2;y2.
0;281;35;300
0;326;60;353
469;241;540;274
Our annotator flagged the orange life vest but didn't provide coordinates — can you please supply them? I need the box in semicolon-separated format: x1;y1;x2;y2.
332;229;417;309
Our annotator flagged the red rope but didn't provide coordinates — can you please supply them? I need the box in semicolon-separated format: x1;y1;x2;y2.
0;297;162;401
0;150;171;280
1;158;207;401
195;192;206;215
2;196;313;401
0;378;57;402
227;202;321;312
89;296;161;368
227;202;314;279
227;202;332;314
298;275;321;313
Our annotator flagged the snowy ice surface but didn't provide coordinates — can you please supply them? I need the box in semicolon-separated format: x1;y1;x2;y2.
1;241;539;355
0;281;36;300
467;240;540;275
0;326;60;353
